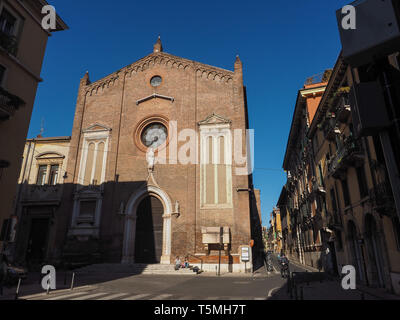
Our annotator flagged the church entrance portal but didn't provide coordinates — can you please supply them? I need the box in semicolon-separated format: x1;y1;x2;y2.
134;196;164;263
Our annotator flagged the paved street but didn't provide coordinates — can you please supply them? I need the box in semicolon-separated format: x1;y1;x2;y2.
0;254;398;301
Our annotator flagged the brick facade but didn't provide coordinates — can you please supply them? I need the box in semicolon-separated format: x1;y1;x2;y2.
50;39;261;272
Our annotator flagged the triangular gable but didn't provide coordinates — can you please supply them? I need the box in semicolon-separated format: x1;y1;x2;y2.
198;113;232;126
83;123;112;133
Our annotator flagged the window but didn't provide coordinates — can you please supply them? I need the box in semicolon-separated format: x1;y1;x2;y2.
0;8;16;36
330;188;338;212
36;164;60;186
79;201;96;220
318;163;324;187
393;217;400;251
200;122;232;208
356;165;368;199
150;76;162;87
341;179;351;207
36;165;47;186
336;230;343;251
80;140;108;186
0;218;11;241
49;165;59;186
0;64;5;86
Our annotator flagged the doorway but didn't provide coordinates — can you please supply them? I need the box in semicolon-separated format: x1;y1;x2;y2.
365;214;385;288
134;196;164;263
26;218;50;269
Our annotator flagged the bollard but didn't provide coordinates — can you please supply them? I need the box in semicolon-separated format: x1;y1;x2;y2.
70;272;75;290
46;275;51;295
14;278;21;300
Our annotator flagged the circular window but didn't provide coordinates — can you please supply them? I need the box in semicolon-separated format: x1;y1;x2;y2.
150;76;162;87
141;122;168;149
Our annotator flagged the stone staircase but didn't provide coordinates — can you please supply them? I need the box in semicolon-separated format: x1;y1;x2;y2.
74;263;200;275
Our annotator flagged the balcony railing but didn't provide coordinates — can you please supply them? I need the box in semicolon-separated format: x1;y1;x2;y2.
369;181;396;217
311;177;326;195
22;184;63;203
0;86;25;121
336;95;351;123
322;114;341;141
326;211;342;229
0;30;18;56
328;136;364;178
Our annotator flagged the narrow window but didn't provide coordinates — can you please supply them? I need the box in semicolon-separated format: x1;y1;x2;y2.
392;217;400;251
49;165;59;186
79;201;96;222
36;165;47;186
217;136;227;204
0;64;6;86
330;188;338;212
205;136;214;205
356;165;368;199
84;143;95;185
341;179;351;207
0;9;16;36
93;142;105;185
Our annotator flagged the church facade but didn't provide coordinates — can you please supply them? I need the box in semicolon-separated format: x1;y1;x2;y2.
50;38;262;272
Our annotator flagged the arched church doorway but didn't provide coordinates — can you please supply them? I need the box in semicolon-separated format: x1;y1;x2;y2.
134;196;164;263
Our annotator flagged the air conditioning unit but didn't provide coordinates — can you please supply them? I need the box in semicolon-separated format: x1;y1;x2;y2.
349;81;391;137
336;0;400;67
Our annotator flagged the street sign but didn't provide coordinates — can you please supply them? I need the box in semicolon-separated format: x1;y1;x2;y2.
241;246;250;262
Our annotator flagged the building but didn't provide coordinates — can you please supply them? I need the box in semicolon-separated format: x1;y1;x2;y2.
281;55;400;294
277;186;292;257
0;0;67;253
24;38;262;273
282;71;330;269
269;207;282;254
12;136;70;269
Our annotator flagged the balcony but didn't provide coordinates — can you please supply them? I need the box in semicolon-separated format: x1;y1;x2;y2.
326;211;343;229
21;184;63;204
322;114;341;141
0;30;18;56
328;136;364;179
369;181;396;217
311;177;326;195
336;96;351;123
0;86;25;121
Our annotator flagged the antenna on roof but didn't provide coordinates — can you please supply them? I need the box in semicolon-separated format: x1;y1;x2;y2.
38;118;45;138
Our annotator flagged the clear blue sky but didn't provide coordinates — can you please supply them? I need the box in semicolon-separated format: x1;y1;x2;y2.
28;0;351;227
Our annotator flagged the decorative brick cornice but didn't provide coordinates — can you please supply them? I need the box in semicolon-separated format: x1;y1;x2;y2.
84;52;235;97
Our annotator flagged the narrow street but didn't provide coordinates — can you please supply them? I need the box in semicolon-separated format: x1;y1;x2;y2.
2;255;397;301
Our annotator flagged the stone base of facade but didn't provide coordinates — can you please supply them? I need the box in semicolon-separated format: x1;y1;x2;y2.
191;262;252;273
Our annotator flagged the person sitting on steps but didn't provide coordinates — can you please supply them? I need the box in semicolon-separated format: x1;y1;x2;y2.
175;256;181;271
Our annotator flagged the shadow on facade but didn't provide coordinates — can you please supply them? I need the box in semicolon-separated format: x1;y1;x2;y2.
10;180;164;277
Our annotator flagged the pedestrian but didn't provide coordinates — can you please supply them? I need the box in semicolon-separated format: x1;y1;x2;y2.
184;257;189;269
174;256;181;271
